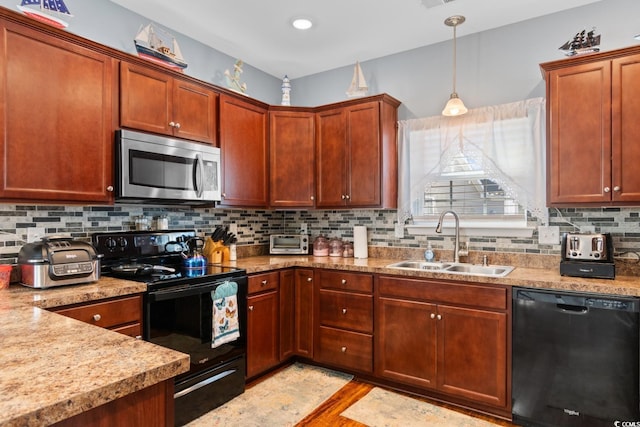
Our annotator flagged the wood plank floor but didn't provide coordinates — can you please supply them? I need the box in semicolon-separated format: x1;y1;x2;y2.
247;366;519;426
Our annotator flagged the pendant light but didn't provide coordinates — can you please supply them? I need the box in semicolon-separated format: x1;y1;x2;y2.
442;15;468;117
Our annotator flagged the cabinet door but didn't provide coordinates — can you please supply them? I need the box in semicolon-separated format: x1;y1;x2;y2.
279;269;295;360
437;304;508;408
316;108;347;207
0;22;115;203
547;60;612;205
294;268;314;358
173;78;218;145
612;53;640;202
347;101;381;207
120;62;173;136
269;110;315;207
219;94;268;207
246;290;279;378
377;297;437;389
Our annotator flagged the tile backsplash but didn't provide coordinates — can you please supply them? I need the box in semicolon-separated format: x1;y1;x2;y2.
1;204;640;263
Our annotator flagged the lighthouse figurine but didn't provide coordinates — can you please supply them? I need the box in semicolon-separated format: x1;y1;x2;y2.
281;75;291;106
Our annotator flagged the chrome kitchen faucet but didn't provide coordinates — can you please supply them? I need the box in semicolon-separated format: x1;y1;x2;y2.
435;210;468;263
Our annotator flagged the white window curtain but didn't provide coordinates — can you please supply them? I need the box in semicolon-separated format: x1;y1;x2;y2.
397;97;547;226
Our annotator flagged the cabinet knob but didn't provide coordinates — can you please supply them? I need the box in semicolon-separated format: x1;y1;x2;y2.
341;279;347;285
92;314;101;322
222;193;226;198
248;305;254;311
169;121;176;127
341;195;346;200
342;308;347;315
106;185;114;192
345;195;350;200
437;314;442;320
430;313;436;319
307;277;312;282
604;187;611;193
614;186;621;192
261;280;268;286
341;346;347;353
310;196;315;200
174;122;181;129
135;335;142;340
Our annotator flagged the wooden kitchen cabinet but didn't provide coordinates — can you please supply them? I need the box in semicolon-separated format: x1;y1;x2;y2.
294;268;314;358
51;294;143;338
269;108;315;208
376;276;510;415
315;94;400;208
279;269;295;360
120;62;218;145
314;270;373;373
219;93;269;207
247;271;280;378
0;19;116;204
541;46;640;206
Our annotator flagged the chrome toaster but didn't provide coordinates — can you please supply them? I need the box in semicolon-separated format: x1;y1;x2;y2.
560;232;615;279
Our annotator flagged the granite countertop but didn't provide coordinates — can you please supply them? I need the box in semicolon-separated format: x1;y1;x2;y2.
0;277;190;427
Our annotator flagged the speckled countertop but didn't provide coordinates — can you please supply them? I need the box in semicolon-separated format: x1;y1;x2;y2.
0;277;190;427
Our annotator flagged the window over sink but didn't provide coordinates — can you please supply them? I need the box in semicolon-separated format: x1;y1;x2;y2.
397;97;547;235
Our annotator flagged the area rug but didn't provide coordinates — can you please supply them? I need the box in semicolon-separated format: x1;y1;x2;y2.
341;387;500;427
186;363;353;426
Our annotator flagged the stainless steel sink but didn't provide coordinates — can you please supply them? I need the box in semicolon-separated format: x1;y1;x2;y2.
386;260;514;278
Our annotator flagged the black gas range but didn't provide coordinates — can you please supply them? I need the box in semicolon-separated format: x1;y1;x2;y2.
92;230;247;426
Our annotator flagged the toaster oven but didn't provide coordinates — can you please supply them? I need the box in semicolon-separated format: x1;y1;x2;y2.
269;234;309;255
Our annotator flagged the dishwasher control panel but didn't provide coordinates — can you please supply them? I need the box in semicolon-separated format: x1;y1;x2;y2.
586;297;637;311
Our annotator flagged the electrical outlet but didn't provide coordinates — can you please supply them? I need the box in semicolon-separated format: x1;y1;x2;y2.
538;226;559;245
300;223;308;235
27;227;46;243
394;223;404;238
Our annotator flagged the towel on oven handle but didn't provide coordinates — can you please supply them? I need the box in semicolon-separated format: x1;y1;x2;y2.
211;281;240;348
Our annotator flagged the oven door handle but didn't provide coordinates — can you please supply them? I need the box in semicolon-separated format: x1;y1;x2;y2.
174;368;236;399
149;283;219;301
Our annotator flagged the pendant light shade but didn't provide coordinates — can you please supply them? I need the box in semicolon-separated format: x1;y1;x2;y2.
442;15;468;117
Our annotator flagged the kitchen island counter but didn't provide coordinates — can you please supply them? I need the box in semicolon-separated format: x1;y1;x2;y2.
0;278;189;427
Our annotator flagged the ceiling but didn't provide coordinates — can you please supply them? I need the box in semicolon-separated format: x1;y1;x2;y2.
110;0;601;79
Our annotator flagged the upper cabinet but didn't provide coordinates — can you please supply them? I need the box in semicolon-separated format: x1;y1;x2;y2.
541;46;640;206
316;95;400;209
269;109;315;208
219;93;269;207
120;62;218;145
0;19;116;203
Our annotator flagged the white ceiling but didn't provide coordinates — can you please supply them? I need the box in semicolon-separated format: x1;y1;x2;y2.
110;0;601;79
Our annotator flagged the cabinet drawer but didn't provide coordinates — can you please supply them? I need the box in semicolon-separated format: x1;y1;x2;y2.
319;290;373;333
248;271;279;294
53;295;142;329
112;323;142;338
379;276;507;311
317;270;373;293
316;326;372;373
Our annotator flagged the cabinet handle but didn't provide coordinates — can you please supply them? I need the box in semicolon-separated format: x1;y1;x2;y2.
342;308;347;315
430;313;436;319
341;346;347;353
437;314;442;320
345;195;350;200
341;195;346;200
106;185;114;192
261;280;268;286
614;186;621;192
248;305;254;311
174;122;181;129
135;335;142;340
604;187;611;193
307;277;312;282
341;279;347;285
169;121;176;127
93;314;101;322
310;196;315;201
222;193;226;198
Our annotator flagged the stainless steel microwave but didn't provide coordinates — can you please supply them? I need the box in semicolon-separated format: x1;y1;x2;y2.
115;129;221;205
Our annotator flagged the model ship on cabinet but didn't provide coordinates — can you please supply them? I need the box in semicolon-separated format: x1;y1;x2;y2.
16;0;73;29
559;28;601;56
134;22;188;71
346;61;369;98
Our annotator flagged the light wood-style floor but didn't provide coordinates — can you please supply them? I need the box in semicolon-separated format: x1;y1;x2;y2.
247;366;519;427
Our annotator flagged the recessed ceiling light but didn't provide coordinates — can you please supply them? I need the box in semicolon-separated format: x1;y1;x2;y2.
292;18;313;30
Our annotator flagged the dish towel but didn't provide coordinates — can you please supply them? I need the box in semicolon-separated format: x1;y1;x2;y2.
212;281;240;348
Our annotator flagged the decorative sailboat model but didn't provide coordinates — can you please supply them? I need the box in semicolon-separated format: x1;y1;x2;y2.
346;61;369;98
134;23;188;71
559;28;601;56
16;0;73;29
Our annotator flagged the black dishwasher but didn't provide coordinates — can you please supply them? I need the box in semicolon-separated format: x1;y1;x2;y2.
512;287;640;427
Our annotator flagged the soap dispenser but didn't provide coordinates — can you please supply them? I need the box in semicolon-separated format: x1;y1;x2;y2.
424;242;435;262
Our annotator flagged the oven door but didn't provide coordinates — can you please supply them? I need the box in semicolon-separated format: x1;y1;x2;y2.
144;277;247;380
116;129;221;203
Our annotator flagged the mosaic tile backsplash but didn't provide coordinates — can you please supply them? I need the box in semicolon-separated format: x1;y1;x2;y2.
1;204;640;263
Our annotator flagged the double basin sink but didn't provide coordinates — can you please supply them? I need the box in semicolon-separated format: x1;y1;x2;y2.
386;260;514;278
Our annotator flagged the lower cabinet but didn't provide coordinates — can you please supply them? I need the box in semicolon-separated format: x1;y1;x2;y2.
376;276;510;412
314;270;373;373
246;271;280;378
51;294;143;338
